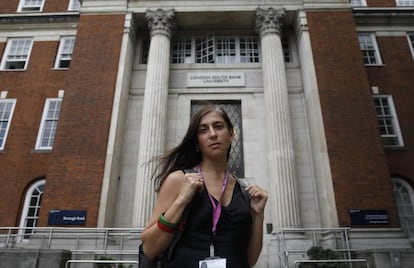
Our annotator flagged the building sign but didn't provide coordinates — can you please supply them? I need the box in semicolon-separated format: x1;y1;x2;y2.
187;72;245;87
48;210;87;225
349;209;389;225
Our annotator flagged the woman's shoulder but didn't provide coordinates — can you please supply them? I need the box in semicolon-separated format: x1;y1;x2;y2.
158;170;187;199
164;169;186;184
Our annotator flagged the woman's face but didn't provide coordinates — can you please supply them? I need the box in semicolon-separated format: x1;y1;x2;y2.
197;111;234;159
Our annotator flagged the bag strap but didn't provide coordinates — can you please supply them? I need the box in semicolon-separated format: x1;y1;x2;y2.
166;168;196;260
231;173;250;203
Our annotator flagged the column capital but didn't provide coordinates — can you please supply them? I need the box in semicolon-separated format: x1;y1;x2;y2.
145;9;176;39
255;7;285;37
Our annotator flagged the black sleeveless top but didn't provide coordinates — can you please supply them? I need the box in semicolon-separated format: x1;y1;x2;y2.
167;180;251;268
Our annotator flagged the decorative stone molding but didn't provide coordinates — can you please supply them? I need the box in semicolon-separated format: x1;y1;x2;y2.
255;7;285;37
145;9;176;38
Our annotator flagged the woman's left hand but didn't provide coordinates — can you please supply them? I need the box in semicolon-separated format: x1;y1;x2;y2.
245;184;268;214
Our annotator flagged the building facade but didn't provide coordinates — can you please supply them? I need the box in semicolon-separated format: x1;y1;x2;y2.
0;0;414;267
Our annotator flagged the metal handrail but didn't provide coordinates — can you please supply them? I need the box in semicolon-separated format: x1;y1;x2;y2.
294;258;369;267
0;227;143;251
65;260;139;268
274;227;354;268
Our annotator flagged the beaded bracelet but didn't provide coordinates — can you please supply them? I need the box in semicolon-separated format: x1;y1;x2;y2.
157;213;178;233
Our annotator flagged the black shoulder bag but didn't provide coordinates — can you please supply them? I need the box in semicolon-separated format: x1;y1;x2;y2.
138;169;195;268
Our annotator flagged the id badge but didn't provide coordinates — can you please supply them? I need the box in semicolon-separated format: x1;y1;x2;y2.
199;258;226;268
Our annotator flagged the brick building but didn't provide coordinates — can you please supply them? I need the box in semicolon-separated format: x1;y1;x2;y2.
0;0;413;267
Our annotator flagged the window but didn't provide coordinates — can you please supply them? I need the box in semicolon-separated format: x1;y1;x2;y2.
1;38;33;70
240;37;261;63
215;37;237;63
141;38;151;65
18;0;44;12
0;99;16;150
351;0;367;6
191;101;244;177
358;33;382;65
68;0;81;11
195;34;215;63
408;33;414;59
54;37;75;69
393;178;414;242
18;179;45;240
35;98;62;150
281;35;291;63
396;0;414;6
373;95;404;147
169;35;261;64
172;38;193;64
143;33;292;64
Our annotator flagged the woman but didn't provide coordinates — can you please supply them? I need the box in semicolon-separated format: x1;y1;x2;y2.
141;103;268;268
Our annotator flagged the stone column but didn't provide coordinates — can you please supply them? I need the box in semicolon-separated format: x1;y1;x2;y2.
256;7;301;228
133;9;175;227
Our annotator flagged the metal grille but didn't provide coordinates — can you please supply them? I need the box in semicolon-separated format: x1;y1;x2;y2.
191;101;244;177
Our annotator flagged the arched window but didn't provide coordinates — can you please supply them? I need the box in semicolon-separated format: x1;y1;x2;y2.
18;179;45;240
392;177;414;242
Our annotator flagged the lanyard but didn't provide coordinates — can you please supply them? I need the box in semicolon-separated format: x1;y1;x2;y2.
197;165;230;235
198;165;229;257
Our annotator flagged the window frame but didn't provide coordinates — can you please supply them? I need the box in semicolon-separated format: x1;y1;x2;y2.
54;36;76;69
0;99;17;150
396;0;414;6
358;33;383;66
0;38;34;71
351;0;367;6
170;35;261;64
18;179;45;241
35;97;62;150
372;95;404;148
392;177;414;241
408;33;414;60
17;0;45;12
68;0;81;11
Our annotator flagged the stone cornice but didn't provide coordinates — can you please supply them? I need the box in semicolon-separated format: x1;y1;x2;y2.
0;12;79;24
352;7;414;26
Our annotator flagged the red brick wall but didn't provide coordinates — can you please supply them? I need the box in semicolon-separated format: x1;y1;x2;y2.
307;11;399;227
44;0;71;13
366;36;414;185
367;0;396;7
37;14;125;227
0;40;66;226
0;0;20;13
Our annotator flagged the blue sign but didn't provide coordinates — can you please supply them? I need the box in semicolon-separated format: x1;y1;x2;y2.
349;209;389;225
48;210;87;225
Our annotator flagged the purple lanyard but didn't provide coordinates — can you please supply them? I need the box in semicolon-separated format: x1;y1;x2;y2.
198;165;230;235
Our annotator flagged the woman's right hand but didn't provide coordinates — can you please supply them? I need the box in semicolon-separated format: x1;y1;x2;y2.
177;172;204;205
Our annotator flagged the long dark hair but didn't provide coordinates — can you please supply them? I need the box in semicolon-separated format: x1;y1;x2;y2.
151;102;234;191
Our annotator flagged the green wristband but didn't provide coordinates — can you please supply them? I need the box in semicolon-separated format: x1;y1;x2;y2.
159;213;178;229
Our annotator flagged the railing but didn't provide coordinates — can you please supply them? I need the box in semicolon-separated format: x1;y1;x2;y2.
274;228;356;268
65;260;139;268
0;227;143;253
294;259;369;267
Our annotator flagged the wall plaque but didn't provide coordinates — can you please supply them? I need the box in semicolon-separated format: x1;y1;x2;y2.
349;209;389;225
187;72;245;87
48;210;87;225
